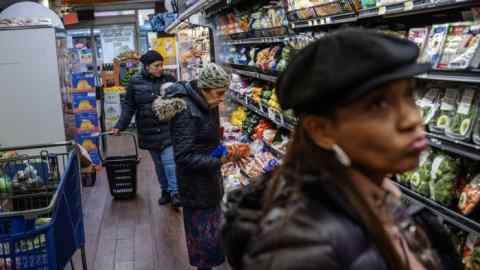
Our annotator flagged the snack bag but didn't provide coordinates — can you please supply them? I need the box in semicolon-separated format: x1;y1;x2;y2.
446;88;479;140
429;87;460;134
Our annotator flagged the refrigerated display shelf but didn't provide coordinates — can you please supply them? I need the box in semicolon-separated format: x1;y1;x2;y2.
415;70;480;84
166;0;221;33
223;35;291;45
228;91;296;131
290;12;357;29
426;132;480;161
225;65;279;83
392;181;480;235
289;0;478;30
359;0;478;19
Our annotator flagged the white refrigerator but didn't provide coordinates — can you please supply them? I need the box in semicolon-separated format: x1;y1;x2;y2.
0;25;74;152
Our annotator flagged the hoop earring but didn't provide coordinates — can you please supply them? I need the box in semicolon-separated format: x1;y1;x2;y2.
332;144;351;167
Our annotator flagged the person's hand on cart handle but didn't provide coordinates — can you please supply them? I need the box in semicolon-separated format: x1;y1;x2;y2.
110;128;121;136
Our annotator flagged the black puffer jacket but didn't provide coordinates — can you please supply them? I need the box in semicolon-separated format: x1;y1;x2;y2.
222;170;463;270
115;70;176;150
156;81;224;209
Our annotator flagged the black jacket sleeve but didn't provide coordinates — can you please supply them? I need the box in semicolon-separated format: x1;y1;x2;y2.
170;108;222;171
115;82;136;130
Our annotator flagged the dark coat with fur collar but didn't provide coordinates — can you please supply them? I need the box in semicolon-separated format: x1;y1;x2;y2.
154;81;224;208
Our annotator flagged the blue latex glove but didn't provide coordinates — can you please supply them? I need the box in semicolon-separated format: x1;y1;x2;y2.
211;144;228;158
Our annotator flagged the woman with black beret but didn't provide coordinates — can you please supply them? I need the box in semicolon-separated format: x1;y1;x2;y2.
221;28;463;270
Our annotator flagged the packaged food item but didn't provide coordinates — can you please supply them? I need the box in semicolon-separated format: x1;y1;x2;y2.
410;150;434;196
429;154;460;205
459;174;480;215
429;87;460;134
397;171;414;187
463;233;480;270
437;23;480;70
421;24;449;68
417;87;442;126
446;88;479;140
472;114;480;145
361;0;376;9
450;23;480;70
408;27;430;61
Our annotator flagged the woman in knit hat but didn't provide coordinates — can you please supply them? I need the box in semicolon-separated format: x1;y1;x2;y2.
154;63;234;270
113;50;180;207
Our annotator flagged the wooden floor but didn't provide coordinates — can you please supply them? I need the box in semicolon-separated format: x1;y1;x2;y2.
69;137;229;270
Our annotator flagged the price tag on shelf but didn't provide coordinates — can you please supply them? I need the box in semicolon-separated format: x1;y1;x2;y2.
325;17;332;24
244;95;249;105
87;93;96;97
259;102;265;113
268;108;278;124
379;6;387;15
404;0;414;11
279;113;285;126
312;20;319;26
308;20;314;27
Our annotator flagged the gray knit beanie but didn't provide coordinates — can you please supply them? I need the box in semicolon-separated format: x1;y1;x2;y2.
197;63;231;89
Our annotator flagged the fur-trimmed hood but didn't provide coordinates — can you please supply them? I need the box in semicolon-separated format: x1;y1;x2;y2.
153;81;208;122
153;96;187;121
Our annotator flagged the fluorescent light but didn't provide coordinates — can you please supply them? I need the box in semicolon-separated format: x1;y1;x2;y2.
40;0;49;8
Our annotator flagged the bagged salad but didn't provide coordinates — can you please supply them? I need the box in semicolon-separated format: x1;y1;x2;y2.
417;87;441;125
410;150;434;196
429;87;460;134
446;88;479;140
437;22;480;70
429;153;460;205
472;106;480;145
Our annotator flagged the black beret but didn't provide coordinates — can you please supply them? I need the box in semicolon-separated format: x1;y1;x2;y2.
140;50;164;66
277;28;431;114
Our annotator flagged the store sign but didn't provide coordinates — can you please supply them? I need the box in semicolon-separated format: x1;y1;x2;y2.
100;25;135;64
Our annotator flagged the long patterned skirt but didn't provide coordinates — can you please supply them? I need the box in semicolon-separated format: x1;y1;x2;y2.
182;206;225;268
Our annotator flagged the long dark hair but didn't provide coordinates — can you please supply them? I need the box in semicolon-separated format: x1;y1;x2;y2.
265;114;410;270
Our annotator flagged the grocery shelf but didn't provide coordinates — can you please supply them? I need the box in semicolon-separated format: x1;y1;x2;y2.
392;181;480;235
228;91;296;131
359;0;478;19
289;0;478;30
290;12;357;29
224;64;279;83
426;132;480;161
263;140;286;159
223;35;291;45
415;70;480;84
166;0;220;33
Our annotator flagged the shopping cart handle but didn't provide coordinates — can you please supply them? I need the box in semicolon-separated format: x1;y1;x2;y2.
0;140;75;152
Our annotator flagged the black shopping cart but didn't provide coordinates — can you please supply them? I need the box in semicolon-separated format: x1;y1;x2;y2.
0;141;87;270
99;132;140;199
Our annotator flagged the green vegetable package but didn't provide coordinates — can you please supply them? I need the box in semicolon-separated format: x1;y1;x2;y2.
417;87;441;125
429;87;460;134
410;150;434;196
429;154;460;205
446;88;479;140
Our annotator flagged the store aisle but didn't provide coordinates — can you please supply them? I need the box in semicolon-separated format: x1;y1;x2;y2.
69;137;227;270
